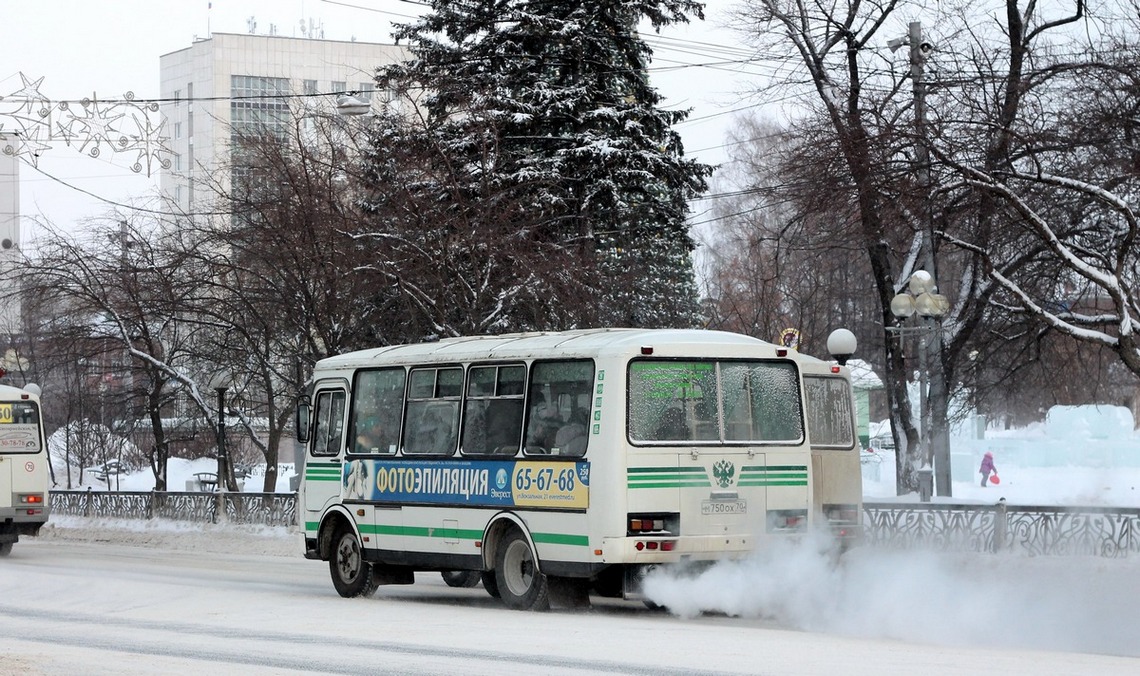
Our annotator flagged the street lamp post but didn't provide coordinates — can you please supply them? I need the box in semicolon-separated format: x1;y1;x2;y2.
208;371;231;492
889;270;948;502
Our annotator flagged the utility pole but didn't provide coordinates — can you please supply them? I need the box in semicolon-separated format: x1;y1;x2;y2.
909;21;952;497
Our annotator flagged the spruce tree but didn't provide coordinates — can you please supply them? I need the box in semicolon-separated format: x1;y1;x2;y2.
365;0;712;330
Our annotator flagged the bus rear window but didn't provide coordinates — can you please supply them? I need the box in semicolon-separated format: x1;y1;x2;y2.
0;401;42;453
628;360;804;445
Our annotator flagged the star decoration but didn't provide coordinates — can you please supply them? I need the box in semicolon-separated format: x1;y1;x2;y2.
3;77;173;175
6;72;51;115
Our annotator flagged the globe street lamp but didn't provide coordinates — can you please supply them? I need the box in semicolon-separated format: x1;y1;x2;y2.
889;270;948;502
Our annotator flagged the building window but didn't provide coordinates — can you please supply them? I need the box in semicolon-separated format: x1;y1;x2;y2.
174;153;182;171
303;79;318;96
173;89;181;102
230;75;290;141
331;80;346;94
358;82;375;102
174;122;182;139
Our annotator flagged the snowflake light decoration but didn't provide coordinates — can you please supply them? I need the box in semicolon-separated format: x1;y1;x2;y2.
1;73;171;176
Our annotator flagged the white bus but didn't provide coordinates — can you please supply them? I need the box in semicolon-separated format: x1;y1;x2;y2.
0;383;49;557
296;329;861;609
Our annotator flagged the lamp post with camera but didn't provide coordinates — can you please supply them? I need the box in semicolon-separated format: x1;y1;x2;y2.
889;271;949;502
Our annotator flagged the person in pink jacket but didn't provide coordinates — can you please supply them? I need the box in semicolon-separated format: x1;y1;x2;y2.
979;451;997;487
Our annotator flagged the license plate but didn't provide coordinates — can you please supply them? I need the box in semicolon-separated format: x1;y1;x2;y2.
701;499;746;515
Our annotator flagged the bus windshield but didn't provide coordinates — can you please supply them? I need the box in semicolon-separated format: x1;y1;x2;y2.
0;400;43;453
628;360;804;444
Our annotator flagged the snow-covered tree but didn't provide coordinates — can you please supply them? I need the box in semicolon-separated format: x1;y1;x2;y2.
364;0;712;330
934;2;1140;380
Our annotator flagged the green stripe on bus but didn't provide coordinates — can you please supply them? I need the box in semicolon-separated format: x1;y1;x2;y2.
628;480;712;489
532;532;590;547
739;473;806;480
738;480;808;486
742;465;807;472
359;524;483;540
355;524;590;547
628;466;708;474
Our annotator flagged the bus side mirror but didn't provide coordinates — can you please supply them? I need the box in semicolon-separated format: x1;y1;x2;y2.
296;402;311;443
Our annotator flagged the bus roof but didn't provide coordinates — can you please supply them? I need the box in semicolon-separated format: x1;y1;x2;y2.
315;328;802;371
0;383;40;400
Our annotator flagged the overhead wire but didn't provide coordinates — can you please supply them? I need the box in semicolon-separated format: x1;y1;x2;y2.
8;4;830;223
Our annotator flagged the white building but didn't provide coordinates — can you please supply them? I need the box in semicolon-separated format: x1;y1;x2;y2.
158;32;407;213
0;134;21;337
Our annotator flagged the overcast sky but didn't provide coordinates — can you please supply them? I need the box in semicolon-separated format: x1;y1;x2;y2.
0;0;757;242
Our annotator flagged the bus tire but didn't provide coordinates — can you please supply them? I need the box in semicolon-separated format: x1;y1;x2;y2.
481;570;500;599
441;570;481;588
0;542;12;557
329;524;377;598
494;529;549;611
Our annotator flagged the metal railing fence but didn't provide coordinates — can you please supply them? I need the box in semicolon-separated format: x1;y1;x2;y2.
863;500;1140;557
49;491;1140;558
50;489;296;528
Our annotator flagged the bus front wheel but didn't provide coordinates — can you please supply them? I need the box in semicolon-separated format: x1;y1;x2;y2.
494;529;549;611
329;525;377;598
0;542;12;557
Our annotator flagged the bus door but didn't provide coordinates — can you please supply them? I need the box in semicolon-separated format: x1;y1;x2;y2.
303;386;348;519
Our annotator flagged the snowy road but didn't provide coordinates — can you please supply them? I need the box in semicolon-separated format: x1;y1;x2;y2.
2;522;1139;675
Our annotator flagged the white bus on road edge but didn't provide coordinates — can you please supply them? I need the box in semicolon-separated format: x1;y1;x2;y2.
296;328;861;610
0;382;49;556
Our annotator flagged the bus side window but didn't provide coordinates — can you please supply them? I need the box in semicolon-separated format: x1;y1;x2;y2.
462;364;524;456
404;366;463;455
525;360;593;457
352;368;405;454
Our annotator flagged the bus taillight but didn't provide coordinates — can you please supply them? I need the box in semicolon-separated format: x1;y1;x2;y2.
628;513;679;536
19;494;44;505
630;518;664;532
766;509;809;533
634;540;677;552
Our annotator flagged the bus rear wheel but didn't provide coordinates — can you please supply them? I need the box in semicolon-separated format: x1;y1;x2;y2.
494;529;549;611
329;525;377;598
481;570;500;598
0;542;12;557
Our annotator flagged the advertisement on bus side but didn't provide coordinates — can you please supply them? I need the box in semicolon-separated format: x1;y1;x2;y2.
343;458;590;509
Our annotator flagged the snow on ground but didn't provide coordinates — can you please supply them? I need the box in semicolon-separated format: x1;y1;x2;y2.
28;513;1140;666
58;457;297;493
37;514;300;557
861;449;1140;506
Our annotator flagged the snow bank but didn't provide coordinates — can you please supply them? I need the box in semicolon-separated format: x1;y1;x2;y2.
38;514;300;557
